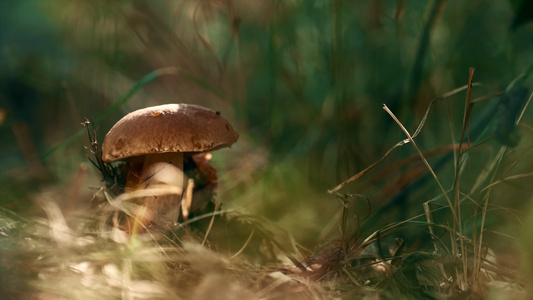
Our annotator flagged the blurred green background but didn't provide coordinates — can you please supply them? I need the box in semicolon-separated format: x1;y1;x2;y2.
1;0;532;250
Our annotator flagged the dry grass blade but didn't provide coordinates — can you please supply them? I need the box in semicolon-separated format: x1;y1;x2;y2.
382;104;457;224
201;200;220;246
328;140;408;195
481;172;533;191
453;68;475;286
329;83;480;195
229;227;255;260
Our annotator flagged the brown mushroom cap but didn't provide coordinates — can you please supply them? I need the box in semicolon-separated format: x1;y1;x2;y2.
101;104;239;162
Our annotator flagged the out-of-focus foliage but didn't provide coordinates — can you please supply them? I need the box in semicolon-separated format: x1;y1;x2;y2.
1;0;533;299
1;0;533;274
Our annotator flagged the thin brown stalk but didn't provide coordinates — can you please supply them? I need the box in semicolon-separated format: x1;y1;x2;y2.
455;67;475;286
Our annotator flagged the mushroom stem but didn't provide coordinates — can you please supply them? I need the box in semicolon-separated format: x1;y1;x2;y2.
126;152;186;233
140;152;184;189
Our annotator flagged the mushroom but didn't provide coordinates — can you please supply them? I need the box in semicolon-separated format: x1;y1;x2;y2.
101;103;238;233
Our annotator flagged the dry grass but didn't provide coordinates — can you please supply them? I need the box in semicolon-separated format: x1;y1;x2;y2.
2;80;532;300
